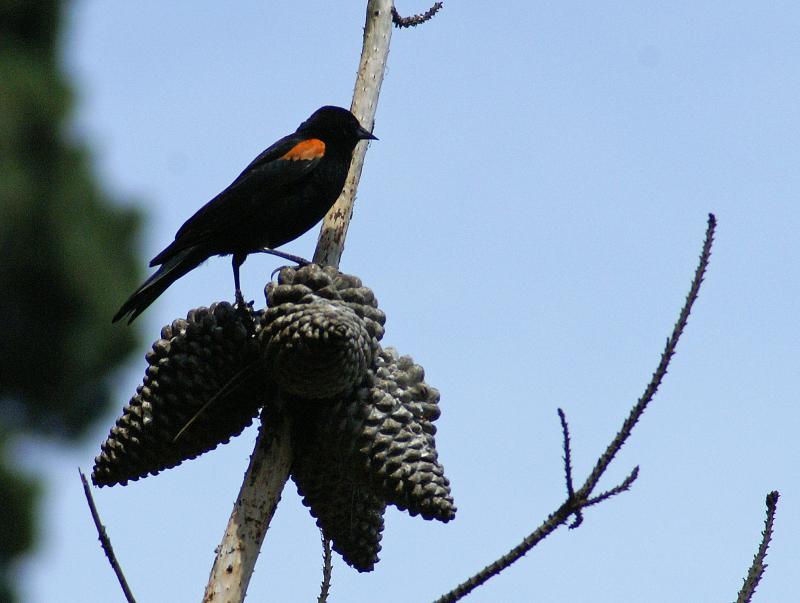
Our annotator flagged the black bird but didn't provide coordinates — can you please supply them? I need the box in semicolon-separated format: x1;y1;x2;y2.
113;106;376;324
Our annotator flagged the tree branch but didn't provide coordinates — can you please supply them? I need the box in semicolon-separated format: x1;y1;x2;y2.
79;470;137;603
391;2;443;28
432;214;716;603
736;491;780;603
577;213;716;501
204;2;393;600
202;408;292;602
313;0;392;268
318;533;333;603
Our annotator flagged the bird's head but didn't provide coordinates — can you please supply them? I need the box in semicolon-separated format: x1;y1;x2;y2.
297;106;377;149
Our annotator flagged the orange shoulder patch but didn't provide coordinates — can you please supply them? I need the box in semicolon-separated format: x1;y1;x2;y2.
280;138;326;161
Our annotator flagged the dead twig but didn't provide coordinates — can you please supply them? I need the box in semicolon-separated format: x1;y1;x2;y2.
432;214;716;603
557;408;582;528
391;2;443;28
578;213;716;499
79;469;137;603
318;533;333;603
736;491;780;603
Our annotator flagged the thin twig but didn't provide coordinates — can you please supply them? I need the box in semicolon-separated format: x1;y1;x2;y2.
558;409;575;499
557;409;582;528
432;464;640;603
584;466;640;508
736;491;780;603
392;2;443;28
318;533;333;603
432;215;716;603
431;500;573;603
173;361;258;442
79;470;137;603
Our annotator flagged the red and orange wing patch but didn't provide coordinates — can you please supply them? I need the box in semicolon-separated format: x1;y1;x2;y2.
280;138;326;161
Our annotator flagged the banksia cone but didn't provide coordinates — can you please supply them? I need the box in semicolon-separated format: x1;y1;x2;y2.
92;303;266;486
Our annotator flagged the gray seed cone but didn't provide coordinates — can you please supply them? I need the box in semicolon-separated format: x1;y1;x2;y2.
289;348;454;570
266;264;385;343
356;348;455;522
261;299;374;399
291;402;386;572
260;264;385;399
92;303;267;486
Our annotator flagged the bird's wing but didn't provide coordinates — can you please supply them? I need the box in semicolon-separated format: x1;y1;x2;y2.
150;134;327;266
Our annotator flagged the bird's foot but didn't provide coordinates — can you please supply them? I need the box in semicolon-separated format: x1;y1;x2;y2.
234;293;256;326
234;288;253;316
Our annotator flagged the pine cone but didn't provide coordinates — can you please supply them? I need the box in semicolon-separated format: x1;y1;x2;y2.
260;265;385;399
291;402;385;572
92;303;267;486
261;299;373;400
266;264;385;343
354;348;455;521
288;347;454;570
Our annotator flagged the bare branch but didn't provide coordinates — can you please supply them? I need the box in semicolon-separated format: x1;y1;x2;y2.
432;215;716;603
314;0;392;268
318;533;333;603
79;470;137;603
392;2;443;28
736;491;780;603
202;408;293;602
432;500;574;603
576;213;716;500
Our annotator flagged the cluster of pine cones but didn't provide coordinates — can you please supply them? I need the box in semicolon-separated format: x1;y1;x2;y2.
92;264;454;571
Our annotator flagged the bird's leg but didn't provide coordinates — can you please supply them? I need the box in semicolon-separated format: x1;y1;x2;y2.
257;247;312;266
232;253;246;308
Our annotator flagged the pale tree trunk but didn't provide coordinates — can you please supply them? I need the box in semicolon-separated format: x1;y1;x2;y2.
202;2;392;601
313;0;392;268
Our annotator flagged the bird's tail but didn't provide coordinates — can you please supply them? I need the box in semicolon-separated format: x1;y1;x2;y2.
113;247;204;324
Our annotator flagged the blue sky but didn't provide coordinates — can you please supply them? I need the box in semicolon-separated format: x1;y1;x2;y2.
18;2;799;601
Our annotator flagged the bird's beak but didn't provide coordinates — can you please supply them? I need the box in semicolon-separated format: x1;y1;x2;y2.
358;125;378;140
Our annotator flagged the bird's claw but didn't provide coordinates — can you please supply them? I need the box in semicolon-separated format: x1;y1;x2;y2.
234;293;255;325
271;265;287;280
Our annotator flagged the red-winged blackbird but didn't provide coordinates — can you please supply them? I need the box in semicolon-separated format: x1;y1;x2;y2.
113;106;376;324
